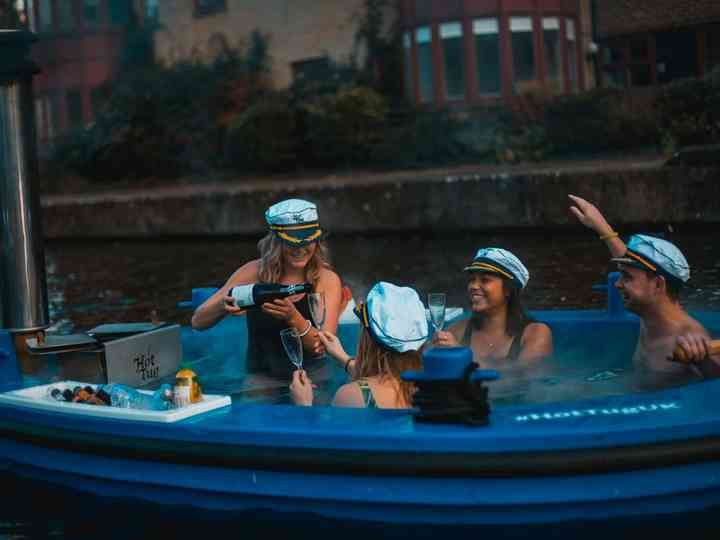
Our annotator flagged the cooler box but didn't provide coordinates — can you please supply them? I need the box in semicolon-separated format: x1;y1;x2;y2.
26;324;182;387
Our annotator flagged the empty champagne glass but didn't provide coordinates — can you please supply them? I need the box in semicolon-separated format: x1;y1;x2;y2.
308;292;327;331
280;327;303;370
428;293;447;333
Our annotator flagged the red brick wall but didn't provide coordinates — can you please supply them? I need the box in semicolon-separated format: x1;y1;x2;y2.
598;0;720;38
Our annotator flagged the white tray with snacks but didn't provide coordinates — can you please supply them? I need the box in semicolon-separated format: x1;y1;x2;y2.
0;381;232;423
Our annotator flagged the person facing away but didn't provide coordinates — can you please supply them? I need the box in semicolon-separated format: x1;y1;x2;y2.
290;281;428;409
432;247;553;370
191;198;344;383
569;194;720;389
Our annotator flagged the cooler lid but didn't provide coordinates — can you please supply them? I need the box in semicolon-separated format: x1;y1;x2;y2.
87;322;168;341
26;334;101;354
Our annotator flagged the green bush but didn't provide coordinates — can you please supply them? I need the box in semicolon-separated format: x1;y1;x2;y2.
225;94;299;172
543;88;659;154
50;33;271;181
655;66;720;150
404;109;474;165
357;106;476;168
301;85;388;167
494;124;552;164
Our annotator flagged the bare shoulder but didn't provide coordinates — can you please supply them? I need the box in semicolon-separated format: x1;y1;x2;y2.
332;382;366;408
519;322;554;360
522;322;553;342
227;259;261;285
317;267;342;289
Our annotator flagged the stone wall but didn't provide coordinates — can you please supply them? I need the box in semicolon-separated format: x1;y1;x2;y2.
154;0;382;89
40;165;720;239
597;0;720;38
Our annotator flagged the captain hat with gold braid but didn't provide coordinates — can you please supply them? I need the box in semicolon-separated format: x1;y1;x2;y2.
265;199;323;246
611;234;690;284
464;247;530;289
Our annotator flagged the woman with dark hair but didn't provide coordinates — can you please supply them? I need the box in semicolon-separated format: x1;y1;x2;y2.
191;199;345;385
290;281;427;409
433;248;553;367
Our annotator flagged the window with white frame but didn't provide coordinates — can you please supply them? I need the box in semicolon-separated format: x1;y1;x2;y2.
403;32;414;100
38;0;53;32
416;26;434;103
440;22;465;100
473;18;500;95
566;19;578;92
57;0;74;31
83;0;100;27
543;17;562;91
511;17;536;91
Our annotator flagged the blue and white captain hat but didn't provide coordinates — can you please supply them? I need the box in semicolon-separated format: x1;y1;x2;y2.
463;247;530;289
611;234;690;283
265;199;323;246
354;282;429;353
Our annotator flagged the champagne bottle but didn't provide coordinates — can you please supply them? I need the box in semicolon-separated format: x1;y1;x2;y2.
227;282;312;309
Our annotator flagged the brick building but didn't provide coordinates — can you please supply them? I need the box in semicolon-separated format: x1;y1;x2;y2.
23;0;153;148
596;0;720;87
154;0;378;90
398;0;596;107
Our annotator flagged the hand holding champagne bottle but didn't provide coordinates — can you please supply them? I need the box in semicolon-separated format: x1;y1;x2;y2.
227;283;312;309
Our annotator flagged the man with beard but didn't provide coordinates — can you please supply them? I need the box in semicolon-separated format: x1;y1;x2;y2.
569;194;719;389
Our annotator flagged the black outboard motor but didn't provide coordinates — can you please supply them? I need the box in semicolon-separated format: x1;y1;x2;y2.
402;346;499;426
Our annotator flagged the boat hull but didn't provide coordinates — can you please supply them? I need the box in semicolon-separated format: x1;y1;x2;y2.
4;436;720;528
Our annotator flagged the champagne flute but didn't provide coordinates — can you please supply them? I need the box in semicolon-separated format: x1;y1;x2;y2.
280;327;303;370
308;291;327;359
308;292;327;331
428;293;447;334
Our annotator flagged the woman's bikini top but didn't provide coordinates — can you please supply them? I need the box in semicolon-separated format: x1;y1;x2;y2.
460;319;530;362
356;378;378;409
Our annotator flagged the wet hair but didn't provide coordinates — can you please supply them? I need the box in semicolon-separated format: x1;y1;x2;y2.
256;232;332;287
354;329;422;408
471;278;534;337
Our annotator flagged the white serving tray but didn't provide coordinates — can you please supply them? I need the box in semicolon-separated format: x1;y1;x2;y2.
0;381;232;423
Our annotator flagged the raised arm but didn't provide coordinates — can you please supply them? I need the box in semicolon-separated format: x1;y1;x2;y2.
568;195;627;258
318;330;353;373
190;260;260;330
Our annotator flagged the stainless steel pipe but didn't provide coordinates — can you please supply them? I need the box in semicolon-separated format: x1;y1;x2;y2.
0;29;48;332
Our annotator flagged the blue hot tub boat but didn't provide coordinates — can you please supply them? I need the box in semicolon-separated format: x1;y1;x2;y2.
1;277;720;537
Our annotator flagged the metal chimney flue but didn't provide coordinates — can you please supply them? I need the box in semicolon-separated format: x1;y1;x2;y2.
0;29;48;333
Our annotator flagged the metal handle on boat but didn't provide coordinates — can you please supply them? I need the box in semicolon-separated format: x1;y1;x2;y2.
672;340;720;364
592;272;625;318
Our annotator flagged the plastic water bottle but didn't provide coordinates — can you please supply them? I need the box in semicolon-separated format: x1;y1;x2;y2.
98;383;174;411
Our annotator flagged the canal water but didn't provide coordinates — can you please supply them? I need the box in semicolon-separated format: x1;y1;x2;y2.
44;229;720;329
